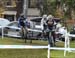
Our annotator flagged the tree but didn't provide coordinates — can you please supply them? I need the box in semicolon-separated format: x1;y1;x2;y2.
0;0;5;17
60;0;75;20
41;0;75;20
23;0;28;17
42;0;57;15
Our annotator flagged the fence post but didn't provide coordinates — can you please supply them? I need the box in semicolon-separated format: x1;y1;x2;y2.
64;29;68;56
48;44;50;58
67;32;72;52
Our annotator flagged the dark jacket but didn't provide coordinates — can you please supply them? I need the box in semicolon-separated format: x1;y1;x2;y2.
18;16;26;27
46;19;54;30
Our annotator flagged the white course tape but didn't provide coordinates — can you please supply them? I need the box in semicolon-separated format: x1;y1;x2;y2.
0;45;75;50
0;45;48;49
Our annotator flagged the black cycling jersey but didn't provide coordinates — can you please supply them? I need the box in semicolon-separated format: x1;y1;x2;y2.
46;19;54;30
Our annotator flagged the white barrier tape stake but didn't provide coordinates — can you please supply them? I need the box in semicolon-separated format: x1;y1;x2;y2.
68;33;70;52
64;29;67;57
64;37;66;56
48;44;50;58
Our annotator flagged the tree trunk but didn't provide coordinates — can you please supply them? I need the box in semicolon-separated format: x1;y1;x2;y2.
23;0;28;18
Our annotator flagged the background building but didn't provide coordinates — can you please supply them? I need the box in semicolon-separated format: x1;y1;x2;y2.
0;0;41;21
0;0;23;21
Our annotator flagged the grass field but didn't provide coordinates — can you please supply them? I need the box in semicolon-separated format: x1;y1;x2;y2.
0;37;75;58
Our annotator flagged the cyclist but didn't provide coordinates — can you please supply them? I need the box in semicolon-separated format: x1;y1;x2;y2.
18;14;27;43
46;15;55;47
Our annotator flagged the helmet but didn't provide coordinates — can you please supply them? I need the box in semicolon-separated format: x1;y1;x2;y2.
47;15;53;20
42;14;47;18
62;27;66;29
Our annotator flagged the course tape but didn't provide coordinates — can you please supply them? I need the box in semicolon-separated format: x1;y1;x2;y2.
0;45;75;51
0;45;48;49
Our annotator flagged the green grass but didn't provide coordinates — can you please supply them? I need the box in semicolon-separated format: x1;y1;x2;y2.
0;49;75;58
0;37;48;45
0;37;75;58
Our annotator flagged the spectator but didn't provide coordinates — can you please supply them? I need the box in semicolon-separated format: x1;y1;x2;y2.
56;26;67;41
58;26;67;37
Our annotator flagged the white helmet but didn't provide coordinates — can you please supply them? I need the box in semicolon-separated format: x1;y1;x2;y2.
62;27;66;29
47;15;53;20
43;14;47;18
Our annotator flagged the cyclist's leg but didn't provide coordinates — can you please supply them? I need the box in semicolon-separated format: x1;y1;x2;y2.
47;31;54;47
24;27;32;43
51;31;56;46
23;27;27;37
46;32;50;44
23;27;28;43
20;26;24;39
20;26;27;43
